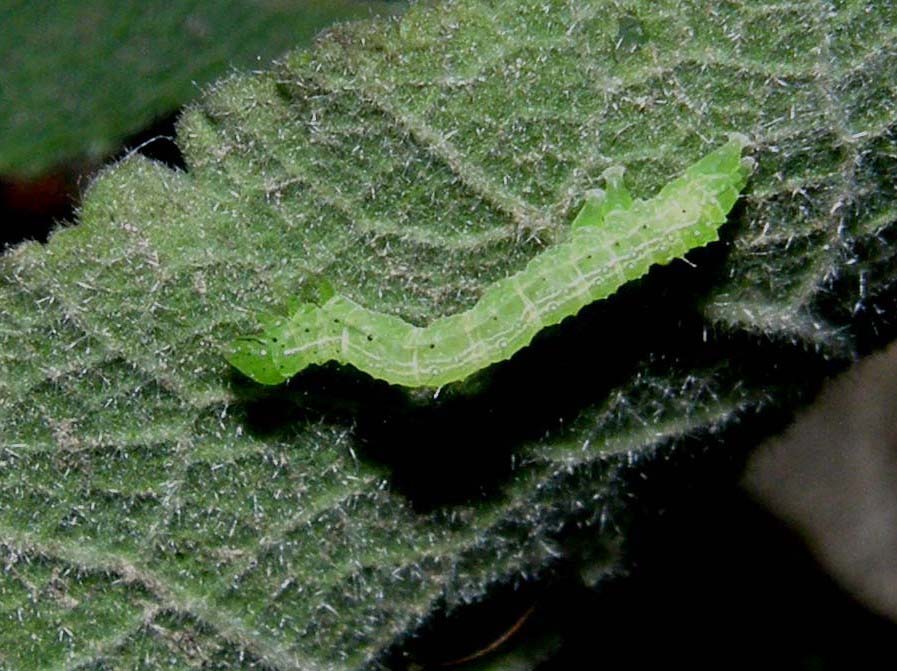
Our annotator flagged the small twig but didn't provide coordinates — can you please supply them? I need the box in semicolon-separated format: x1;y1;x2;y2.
438;603;537;667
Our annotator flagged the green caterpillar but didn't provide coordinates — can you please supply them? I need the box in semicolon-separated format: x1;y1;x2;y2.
226;135;754;388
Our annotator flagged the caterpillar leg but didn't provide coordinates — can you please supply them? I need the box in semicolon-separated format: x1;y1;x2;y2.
309;277;336;305
571;165;633;229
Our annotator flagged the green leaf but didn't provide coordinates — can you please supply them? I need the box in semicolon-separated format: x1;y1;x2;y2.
0;0;403;177
1;0;895;668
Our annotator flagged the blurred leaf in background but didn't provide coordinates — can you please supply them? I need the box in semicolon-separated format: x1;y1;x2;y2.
0;0;404;178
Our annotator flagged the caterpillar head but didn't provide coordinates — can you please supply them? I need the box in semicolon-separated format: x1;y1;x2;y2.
225;336;288;385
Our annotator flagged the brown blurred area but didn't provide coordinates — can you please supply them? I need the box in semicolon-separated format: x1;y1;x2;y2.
745;340;897;624
0;170;79;248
